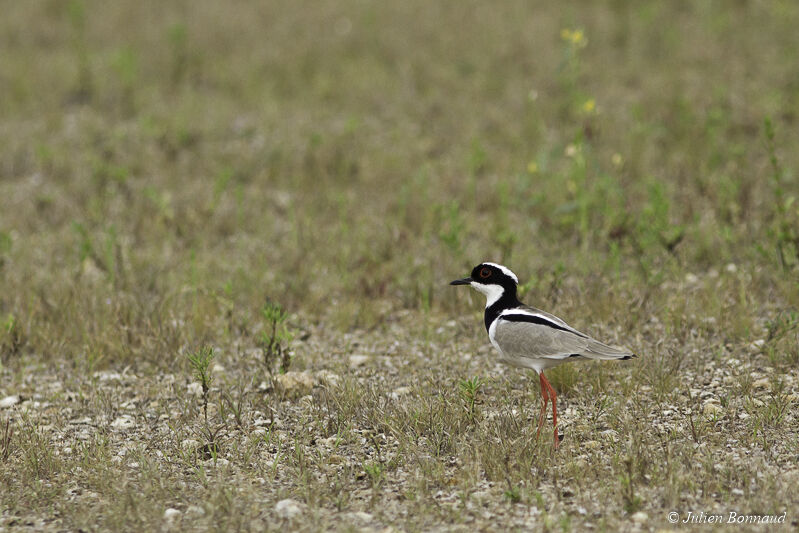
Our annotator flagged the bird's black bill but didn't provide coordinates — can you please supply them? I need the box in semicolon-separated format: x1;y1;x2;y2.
450;277;472;286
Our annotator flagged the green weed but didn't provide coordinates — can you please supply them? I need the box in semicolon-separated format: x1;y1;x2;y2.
0;313;23;358
259;301;294;375
186;345;215;423
167;23;189;86
0;419;13;463
764;117;799;270
66;0;92;102
619;456;643;514
111;46;139;115
458;376;485;421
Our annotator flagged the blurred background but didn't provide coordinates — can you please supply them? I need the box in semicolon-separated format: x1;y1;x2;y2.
1;1;797;368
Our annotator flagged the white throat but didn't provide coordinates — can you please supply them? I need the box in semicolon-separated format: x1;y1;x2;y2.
470;282;505;308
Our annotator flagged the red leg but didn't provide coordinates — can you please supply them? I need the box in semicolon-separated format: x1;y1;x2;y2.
549;380;559;448
540;373;560;449
536;373;549;439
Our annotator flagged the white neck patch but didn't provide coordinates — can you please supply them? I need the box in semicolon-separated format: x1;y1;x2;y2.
483;262;519;283
470;282;505;308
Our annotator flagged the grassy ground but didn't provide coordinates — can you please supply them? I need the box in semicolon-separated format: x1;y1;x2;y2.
1;1;798;531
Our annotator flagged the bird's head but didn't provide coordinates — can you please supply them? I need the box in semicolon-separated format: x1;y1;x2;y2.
450;262;520;307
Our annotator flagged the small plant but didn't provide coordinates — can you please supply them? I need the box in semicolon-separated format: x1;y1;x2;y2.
533;490;546;511
494;181;518;263
84;350;105;375
187;345;215;423
221;390;246;429
364;461;385;489
0;313;24;358
765;310;799;342
436;200;465;256
167;22;189;86
762;381;791;427
546;262;567;302
686;406;704;444
259;301;294;375
71;221;94;265
636;181;685;256
19;418;61;479
685;388;706;444
559;513;572;532
619;456;642;513
504;485;521;503
764;311;799;368
468;138;488;176
0;230;11;269
111;46;139;115
559;27;588;105
198;425;225;462
1;418;13;462
764;117;799;270
70;223;121;284
209;168;234;214
67;0;93;102
548;364;579;394
458;376;485;420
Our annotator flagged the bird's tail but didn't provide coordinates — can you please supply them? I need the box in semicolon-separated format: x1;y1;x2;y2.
584;339;637;360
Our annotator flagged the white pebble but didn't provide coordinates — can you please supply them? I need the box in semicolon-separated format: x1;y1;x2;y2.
315;370;341;387
390;386;413;400
349;355;370;367
274;372;315;399
181;439;200;450
752;378;770;390
110;415;135;429
186;505;205;517
93;371;123;382
0;395;20;408
344;511;373;523
275;499;304;519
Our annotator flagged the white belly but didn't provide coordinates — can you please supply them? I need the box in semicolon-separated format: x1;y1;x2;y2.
497;352;565;374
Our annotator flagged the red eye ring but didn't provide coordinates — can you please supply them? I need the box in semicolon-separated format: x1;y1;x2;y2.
479;267;491;279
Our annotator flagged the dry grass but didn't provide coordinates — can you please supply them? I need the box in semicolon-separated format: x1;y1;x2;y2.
1;1;798;531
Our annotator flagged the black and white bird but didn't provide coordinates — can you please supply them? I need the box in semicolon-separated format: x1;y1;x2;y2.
450;262;636;448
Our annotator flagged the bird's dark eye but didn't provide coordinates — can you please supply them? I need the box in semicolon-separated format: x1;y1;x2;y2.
479;267;491;279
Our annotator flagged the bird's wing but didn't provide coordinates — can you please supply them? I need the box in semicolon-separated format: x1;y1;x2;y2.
493;309;635;361
515;305;590;338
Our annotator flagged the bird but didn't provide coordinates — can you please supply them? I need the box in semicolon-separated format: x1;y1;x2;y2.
450;262;636;448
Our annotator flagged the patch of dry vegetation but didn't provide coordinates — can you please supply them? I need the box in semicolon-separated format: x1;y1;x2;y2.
1;1;798;531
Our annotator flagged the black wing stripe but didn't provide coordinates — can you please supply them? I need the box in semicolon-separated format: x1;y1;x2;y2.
500;313;589;338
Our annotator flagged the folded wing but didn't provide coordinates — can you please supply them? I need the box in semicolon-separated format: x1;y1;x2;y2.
493;310;635;361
